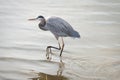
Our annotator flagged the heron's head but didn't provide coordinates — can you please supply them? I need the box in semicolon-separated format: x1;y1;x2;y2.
28;15;45;21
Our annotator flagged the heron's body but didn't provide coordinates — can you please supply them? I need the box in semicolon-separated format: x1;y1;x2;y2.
39;16;80;39
28;16;80;60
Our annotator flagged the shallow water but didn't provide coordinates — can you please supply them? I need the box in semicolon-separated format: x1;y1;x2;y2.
0;0;120;80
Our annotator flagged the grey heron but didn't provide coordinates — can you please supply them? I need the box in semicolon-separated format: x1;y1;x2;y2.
28;15;80;60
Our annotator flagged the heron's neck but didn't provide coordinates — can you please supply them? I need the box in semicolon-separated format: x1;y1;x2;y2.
39;18;46;27
39;18;48;31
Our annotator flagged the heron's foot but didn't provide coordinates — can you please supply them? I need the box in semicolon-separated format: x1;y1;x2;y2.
46;47;52;61
47;56;52;61
46;53;52;61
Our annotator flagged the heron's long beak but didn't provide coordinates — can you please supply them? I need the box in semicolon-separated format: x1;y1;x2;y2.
28;18;37;21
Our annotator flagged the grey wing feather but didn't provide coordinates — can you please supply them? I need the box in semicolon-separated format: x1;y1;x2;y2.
46;17;76;39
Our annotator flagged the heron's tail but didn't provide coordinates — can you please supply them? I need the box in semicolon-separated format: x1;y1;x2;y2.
70;30;80;38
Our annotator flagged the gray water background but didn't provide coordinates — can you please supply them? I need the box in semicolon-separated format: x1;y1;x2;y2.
0;0;120;80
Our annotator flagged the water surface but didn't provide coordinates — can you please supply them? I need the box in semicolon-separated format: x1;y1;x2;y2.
0;0;120;80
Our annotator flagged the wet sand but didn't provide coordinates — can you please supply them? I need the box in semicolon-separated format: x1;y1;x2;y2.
0;0;120;80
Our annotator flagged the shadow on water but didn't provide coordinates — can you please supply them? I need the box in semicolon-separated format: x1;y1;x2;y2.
0;56;69;80
30;60;69;80
30;72;68;80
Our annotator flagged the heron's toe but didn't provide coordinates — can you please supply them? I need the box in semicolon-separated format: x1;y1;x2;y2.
47;56;52;61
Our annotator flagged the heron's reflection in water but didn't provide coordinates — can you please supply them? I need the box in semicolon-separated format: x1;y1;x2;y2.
31;60;68;80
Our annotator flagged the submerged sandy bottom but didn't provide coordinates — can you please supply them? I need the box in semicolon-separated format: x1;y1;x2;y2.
0;0;120;80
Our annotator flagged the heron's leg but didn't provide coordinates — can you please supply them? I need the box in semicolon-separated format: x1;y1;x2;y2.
60;38;64;56
46;47;52;60
58;39;61;50
46;45;60;60
45;38;63;60
47;46;60;50
46;39;61;53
